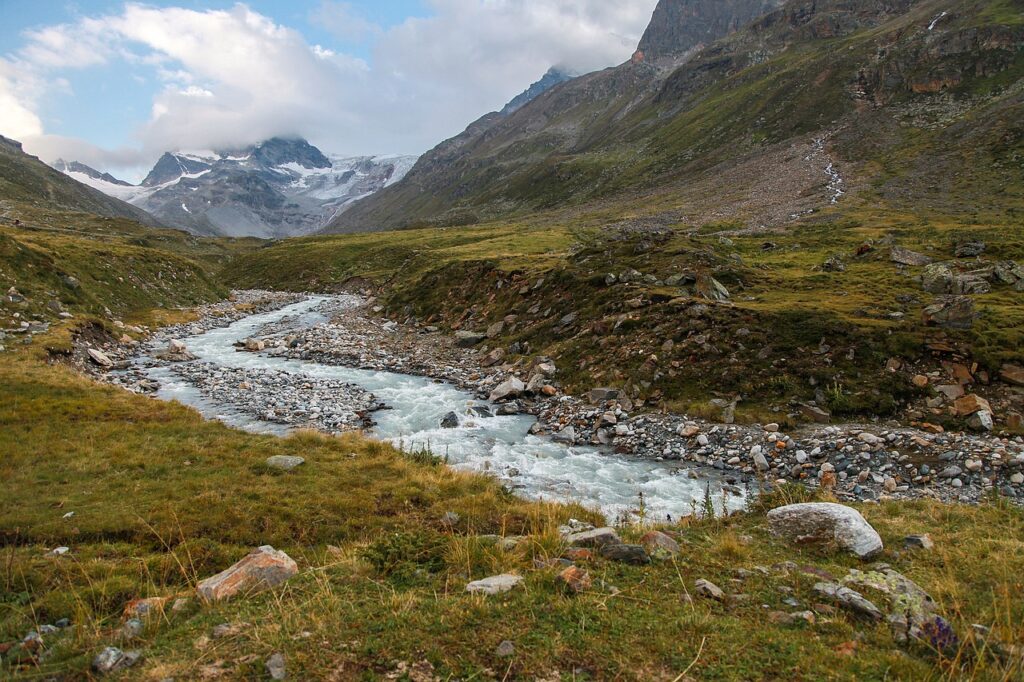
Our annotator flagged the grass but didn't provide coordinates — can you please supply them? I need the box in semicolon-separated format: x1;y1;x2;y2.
223;200;1023;423
1;340;1021;679
0;202;261;330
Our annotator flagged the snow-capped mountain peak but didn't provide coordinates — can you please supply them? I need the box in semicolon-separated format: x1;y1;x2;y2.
52;138;417;238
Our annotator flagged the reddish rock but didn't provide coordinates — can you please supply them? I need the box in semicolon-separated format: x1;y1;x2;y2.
197;546;297;602
123;597;169;620
562;548;593;562
556;566;592;594
640;530;680;558
912;375;930;388
1001;364;1024;387
954;394;992;417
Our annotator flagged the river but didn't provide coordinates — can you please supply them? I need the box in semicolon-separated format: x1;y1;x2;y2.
138;296;745;523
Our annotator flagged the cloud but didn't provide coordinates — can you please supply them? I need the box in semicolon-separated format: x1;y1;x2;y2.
311;1;382;43
2;0;659;175
0;59;44;140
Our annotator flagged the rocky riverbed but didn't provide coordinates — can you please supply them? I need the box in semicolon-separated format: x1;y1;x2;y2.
82;290;1024;509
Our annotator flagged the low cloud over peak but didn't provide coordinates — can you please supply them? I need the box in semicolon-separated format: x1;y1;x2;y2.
0;1;658;179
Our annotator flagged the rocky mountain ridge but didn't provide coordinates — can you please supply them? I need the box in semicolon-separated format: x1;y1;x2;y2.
329;0;1024;233
0;136;163;227
54;138;417;238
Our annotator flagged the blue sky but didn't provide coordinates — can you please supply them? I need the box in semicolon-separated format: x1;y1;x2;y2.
0;1;657;179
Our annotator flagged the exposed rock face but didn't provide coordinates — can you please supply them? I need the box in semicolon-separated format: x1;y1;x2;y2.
636;0;784;63
52;160;132;186
501;67;577;115
331;0;1023;235
767;502;883;559
197;546;298;601
55;137;416;238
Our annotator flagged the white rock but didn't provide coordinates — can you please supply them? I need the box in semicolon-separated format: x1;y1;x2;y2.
767;503;883;559
489;377;525;402
88;348;113;367
266;455;305;471
465;574;523;595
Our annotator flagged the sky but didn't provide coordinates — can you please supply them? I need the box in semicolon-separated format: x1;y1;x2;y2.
0;0;658;181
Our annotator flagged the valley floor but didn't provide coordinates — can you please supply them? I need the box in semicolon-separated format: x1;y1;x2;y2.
2;293;1023;680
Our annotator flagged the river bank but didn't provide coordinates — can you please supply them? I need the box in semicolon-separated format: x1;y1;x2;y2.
79;290;1024;514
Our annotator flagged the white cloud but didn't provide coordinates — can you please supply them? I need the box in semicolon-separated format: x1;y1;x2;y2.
0;59;44;140
3;0;659;176
311;1;382;43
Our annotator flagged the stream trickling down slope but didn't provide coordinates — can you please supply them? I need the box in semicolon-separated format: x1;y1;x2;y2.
144;297;742;522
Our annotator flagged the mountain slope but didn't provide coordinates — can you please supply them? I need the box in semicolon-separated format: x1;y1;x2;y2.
0;136;163;227
54;138;417;238
329;0;1024;232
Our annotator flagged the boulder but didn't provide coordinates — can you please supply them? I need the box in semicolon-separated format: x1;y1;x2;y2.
599;543;651;565
696;275;730;302
966;411;993;431
265;455;305;471
813;582;883;621
588;387;620;404
92;647;141;675
921;263;955;293
465;574;523;595
486;321;504;338
245;338;265;352
197;546;298;602
766;503;883;559
551;426;576;444
440;411;459;429
890;246;932;266
922;296;975;329
555;566;591;594
1001;364;1024;387
954;240;985;258
455;331;486;347
489;377;525;402
799;404;831;424
87;348;113;368
694;578;725;601
168;339;189;354
564;527;621;548
640;531;680;559
903;534;934;551
480;348;506;367
954;394;992;416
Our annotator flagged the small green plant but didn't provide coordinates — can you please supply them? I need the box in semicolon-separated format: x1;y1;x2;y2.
701;482;716;522
361;529;449;584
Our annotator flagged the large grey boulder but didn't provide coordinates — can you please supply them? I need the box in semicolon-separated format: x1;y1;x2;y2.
767;502;883;559
564;527;621;548
489;377;525;402
922;296;975;329
890;246;932;267
455;330;486;347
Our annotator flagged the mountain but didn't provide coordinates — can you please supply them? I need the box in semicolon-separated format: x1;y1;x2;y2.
635;0;784;63
0;135;163;226
500;67;578;116
52;159;133;187
54;138;417;238
329;0;1024;233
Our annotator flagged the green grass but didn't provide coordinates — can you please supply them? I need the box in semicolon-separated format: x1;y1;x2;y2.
223;201;1024;422
0;202;261;328
1;333;1022;680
